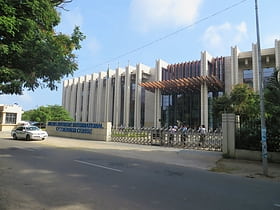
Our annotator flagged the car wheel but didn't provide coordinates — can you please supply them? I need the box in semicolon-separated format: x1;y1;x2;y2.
26;135;31;141
12;134;17;140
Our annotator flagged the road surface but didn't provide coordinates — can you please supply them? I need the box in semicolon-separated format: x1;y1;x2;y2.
0;136;279;210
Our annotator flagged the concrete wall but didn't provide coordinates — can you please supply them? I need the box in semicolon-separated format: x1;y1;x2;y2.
222;113;236;157
46;121;111;141
235;149;280;163
222;113;280;163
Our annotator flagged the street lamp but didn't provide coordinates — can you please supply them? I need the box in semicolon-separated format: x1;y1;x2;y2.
255;0;268;176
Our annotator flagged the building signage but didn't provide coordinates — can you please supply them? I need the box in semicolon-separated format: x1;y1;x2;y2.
47;122;103;134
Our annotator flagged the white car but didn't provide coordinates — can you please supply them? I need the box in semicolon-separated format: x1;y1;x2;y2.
11;126;48;141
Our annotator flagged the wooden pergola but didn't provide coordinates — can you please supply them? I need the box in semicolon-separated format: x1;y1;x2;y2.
139;75;224;94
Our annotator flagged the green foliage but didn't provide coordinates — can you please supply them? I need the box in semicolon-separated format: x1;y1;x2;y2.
264;68;280;138
229;84;260;120
0;0;85;95
212;84;260;121
22;105;73;123
264;68;280;118
212;94;233;121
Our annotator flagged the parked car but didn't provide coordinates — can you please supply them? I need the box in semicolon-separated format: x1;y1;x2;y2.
31;122;46;129
11;126;48;141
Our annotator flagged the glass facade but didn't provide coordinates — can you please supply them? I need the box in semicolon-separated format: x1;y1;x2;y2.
111;78;115;125
120;76;125;126
140;87;145;127
243;69;253;87
129;75;135;127
263;67;274;87
160;58;225;129
243;67;274;88
161;93;201;128
208;91;223;130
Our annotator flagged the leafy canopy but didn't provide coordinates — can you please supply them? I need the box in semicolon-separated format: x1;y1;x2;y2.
0;0;85;95
264;68;280;134
22;105;73;122
213;84;260;121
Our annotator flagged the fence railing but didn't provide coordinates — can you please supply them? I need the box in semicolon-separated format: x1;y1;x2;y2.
235;119;280;152
111;128;222;151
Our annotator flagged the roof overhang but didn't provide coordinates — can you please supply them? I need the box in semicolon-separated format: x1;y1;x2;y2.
139;75;224;94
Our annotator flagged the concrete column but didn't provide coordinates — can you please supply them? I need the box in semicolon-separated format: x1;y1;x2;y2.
124;66;133;127
222;113;236;157
134;64;143;129
153;59;167;128
88;73;98;122
113;68;125;128
62;80;67;108
252;43;260;92
76;76;85;122
64;79;72;113
230;46;240;90
275;39;280;68
82;75;91;122
154;89;161;128
200;84;208;128
104;70;114;123
200;51;211;129
69;78;78;120
96;72;106;123
2;113;6;124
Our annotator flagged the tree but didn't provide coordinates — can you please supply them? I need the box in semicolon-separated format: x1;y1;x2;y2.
264;68;280;137
229;84;260;121
212;84;260;122
22;105;73;123
0;0;85;95
212;94;233;122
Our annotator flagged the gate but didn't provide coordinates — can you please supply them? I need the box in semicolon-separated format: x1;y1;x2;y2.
111;128;222;151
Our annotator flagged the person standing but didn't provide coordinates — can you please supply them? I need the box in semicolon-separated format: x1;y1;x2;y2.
198;125;206;145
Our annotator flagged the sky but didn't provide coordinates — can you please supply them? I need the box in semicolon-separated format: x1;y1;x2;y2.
1;0;280;111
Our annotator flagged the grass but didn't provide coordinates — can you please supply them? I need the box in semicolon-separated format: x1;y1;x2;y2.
209;159;238;174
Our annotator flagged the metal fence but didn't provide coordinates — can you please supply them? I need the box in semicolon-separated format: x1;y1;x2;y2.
235;119;280;152
111;128;222;151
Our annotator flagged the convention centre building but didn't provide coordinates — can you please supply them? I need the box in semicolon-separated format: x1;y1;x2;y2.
62;40;280;130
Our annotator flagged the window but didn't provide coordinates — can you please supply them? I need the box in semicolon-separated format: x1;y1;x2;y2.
5;113;17;124
263;67;274;88
243;69;253;88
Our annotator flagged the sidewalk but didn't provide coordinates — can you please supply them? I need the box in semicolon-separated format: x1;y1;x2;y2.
1;131;280;181
37;135;223;171
42;136;280;182
212;158;280;181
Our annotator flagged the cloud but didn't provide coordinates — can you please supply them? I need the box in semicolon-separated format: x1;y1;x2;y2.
202;21;248;55
130;0;202;32
56;7;84;34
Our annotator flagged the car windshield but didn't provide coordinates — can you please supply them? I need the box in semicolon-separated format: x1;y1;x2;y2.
26;126;40;131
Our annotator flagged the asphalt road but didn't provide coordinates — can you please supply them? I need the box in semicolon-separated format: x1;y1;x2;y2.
0;137;280;210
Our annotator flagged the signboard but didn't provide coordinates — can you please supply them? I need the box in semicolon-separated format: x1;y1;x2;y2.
46;121;111;141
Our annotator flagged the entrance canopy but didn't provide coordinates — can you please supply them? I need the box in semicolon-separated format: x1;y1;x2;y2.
139;75;224;94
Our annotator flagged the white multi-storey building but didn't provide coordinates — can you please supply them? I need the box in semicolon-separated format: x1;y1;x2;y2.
62;40;280;130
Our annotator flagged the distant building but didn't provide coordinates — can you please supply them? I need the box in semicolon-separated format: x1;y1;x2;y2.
0;104;23;131
62;40;280;130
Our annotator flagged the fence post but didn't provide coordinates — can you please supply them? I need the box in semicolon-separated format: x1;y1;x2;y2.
222;113;236;157
104;122;112;142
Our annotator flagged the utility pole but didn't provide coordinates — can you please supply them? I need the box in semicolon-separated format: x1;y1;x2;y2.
255;0;268;176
